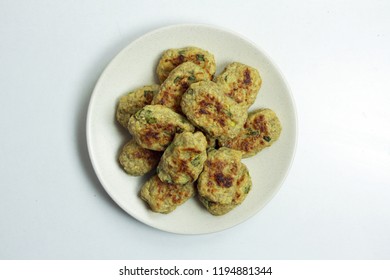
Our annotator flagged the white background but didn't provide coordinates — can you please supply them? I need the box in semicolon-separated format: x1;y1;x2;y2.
1;0;389;259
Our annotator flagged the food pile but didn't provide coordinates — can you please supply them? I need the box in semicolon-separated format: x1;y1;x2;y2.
116;47;282;215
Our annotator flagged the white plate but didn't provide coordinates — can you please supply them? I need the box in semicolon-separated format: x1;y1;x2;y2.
86;24;297;234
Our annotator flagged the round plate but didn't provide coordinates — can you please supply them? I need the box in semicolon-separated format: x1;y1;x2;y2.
86;24;297;234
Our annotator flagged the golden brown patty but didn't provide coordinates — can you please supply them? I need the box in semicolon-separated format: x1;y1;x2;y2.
157;131;208;185
127;105;195;151
215;62;261;108
152;62;209;113
199;163;252;215
116;84;159;128
218;108;282;158
118;139;162;176
156;46;216;83
197;147;242;204
140;175;195;214
181;81;247;138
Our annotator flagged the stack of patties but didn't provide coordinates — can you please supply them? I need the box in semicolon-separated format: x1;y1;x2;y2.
115;46;282;215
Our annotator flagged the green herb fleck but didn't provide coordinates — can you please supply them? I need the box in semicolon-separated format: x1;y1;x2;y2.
174;76;182;84
244;185;251;194
143;109;152;115
225;110;233;117
191;156;201;167
144;109;157;124
196;54;205;61
178;50;186;55
165;177;173;184
263;135;271;142
186;89;194;95
146;116;157;124
188;75;196;82
247;130;260;136
224;75;228;82
134;109;143;119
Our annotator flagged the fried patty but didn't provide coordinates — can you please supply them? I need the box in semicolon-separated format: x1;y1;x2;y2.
157;131;207;185
156;46;216;83
127;105;195;151
181;81;247;138
215;62;261;108
140;174;195;214
199;163;252;215
218;108;282;158
197;147;242;204
118;139;161;176
152;62;209;113
116;84;159;128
